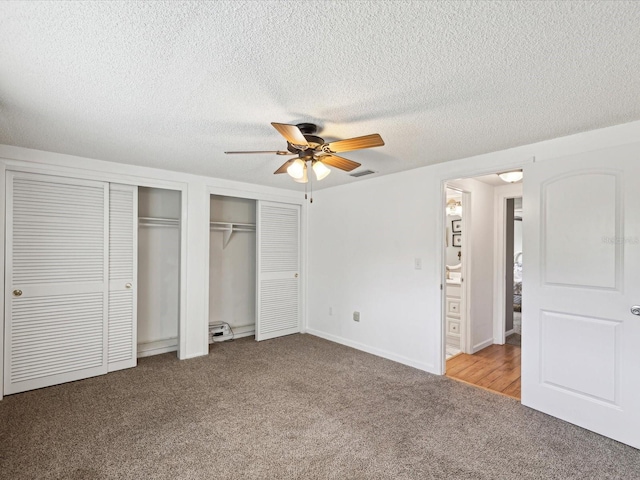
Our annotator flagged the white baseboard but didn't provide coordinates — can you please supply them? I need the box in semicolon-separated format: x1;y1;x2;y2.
306;328;437;374
472;338;494;354
505;329;514;337
137;337;178;358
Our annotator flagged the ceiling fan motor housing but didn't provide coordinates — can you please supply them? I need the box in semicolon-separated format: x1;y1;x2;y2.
287;124;325;155
296;123;318;135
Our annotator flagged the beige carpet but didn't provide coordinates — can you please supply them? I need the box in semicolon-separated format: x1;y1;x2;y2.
1;334;638;479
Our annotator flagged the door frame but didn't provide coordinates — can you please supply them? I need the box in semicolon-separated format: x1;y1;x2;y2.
437;160;531;375
0;160;189;400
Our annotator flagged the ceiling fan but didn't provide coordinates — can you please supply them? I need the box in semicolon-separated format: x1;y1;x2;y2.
225;122;384;183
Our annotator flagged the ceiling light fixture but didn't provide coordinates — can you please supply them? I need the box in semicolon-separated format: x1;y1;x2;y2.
497;169;523;183
293;161;309;184
312;159;331;181
286;158;306;180
446;199;462;217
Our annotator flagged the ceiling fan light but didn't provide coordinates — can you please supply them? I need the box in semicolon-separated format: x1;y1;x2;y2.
293;163;308;183
312;160;331;181
287;158;306;179
497;170;523;183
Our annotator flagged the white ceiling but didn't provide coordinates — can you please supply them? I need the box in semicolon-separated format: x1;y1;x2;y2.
1;1;639;191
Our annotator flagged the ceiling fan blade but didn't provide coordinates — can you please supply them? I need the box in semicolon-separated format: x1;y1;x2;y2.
224;150;294;155
274;159;294;174
323;133;384;153
319;154;361;172
271;123;309;148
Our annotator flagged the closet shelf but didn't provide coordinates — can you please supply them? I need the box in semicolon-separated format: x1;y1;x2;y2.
210;221;256;248
139;216;180;228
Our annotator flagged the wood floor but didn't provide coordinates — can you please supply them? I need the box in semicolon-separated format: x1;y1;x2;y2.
446;344;521;400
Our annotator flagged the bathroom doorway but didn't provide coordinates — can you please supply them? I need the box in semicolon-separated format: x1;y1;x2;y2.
443;171;523;400
444;187;465;359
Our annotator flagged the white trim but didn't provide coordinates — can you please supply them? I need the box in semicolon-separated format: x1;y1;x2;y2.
307;329;437;374
472;338;494;353
505;329;515;337
0;162;5;401
461;191;471;354
438;186;448;375
492;183;524;345
137;338;178;358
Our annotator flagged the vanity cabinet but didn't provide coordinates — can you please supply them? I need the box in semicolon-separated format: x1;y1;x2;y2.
446;282;462;349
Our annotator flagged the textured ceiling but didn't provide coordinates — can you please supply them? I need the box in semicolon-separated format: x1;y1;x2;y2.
1;1;639;190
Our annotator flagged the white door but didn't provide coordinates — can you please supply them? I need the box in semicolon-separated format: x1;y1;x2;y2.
108;184;137;372
255;201;300;341
522;143;640;448
4;171;109;395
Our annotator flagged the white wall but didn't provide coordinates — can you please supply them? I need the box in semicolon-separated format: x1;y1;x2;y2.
307;120;640;375
137;187;181;355
307;171;440;371
209;195;256;337
445;212;461;267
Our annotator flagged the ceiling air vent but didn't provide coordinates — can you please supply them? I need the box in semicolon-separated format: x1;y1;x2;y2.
349;169;376;178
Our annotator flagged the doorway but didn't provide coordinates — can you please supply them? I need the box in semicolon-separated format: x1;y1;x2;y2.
505;197;523;348
444;187;464;359
442;171;523;400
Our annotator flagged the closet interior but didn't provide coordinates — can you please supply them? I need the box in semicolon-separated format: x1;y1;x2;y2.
209;194;256;343
137;187;181;357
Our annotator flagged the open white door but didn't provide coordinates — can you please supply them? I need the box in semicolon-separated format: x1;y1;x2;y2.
256;201;300;341
4;171;109;395
522;143;640;448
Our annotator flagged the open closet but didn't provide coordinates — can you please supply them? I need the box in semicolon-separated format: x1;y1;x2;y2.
207;196;302;345
3;171;182;396
137;187;181;357
209;195;257;342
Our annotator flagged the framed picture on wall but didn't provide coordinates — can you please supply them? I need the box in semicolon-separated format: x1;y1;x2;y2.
452;219;462;233
452;233;462;247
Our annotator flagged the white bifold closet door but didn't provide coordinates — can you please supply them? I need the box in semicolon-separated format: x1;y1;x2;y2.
255;201;301;341
4;172;109;395
107;184;137;372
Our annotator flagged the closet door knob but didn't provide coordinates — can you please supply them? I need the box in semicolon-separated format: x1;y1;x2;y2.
294;273;298;278
12;289;22;297
125;283;132;289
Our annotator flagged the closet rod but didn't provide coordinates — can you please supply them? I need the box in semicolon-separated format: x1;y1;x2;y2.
138;216;180;228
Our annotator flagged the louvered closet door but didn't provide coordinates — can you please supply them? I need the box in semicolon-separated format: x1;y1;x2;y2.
108;184;137;372
4;172;109;395
256;201;300;341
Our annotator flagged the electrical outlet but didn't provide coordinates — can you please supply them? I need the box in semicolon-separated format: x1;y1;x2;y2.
353;311;360;322
415;258;422;270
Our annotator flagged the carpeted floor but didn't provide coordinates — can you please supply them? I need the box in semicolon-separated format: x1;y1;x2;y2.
1;334;638;479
